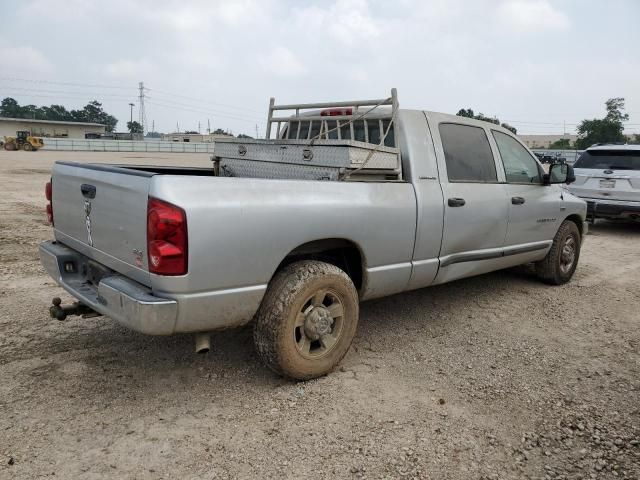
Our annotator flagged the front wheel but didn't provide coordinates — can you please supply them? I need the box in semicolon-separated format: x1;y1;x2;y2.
535;220;581;285
253;260;359;380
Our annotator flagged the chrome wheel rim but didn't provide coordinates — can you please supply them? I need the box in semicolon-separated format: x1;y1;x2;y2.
559;235;576;274
294;289;344;359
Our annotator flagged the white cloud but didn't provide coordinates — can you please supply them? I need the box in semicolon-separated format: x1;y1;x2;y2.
104;59;154;79
0;45;53;73
295;0;380;46
259;46;307;78
497;0;570;32
2;0;638;135
147;0;268;31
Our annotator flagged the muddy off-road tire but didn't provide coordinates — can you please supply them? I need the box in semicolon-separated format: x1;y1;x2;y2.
535;220;581;285
253;260;359;380
22;143;33;151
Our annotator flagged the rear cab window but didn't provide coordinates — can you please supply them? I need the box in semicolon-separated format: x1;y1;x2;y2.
574;150;640;170
283;118;395;147
438;123;497;182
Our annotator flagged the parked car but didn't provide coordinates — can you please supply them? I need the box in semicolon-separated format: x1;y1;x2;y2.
568;144;640;222
39;91;587;380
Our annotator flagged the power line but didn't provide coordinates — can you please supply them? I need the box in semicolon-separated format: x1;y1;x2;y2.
145;87;265;114
146;96;264;122
0;77;131;89
0;92;132;102
146;99;266;126
0;85;134;99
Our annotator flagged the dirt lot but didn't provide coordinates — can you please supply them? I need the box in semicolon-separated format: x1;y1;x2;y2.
0;150;638;479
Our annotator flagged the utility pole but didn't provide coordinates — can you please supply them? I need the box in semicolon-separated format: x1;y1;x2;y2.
198;121;201;134
129;103;134;124
207;119;211;134
138;82;145;134
176;122;179;133
151;120;155;134
255;124;259;139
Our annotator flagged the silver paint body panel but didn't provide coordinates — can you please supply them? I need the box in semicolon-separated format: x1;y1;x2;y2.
42;109;587;334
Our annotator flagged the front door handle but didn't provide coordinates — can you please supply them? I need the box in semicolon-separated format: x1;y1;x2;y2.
511;196;525;205
448;197;466;207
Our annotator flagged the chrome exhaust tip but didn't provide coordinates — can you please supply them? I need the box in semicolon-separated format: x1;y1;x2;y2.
194;332;211;354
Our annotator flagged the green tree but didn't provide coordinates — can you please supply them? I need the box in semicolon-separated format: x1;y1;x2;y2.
456;108;517;134
575;97;628;149
237;133;253;139
127;121;143;133
72;100;117;132
501;123;517;134
0;97;22;117
456;108;475;118
548;138;572;149
1;97;118;131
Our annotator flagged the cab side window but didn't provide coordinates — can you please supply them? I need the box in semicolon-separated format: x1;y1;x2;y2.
492;130;541;184
439;123;497;182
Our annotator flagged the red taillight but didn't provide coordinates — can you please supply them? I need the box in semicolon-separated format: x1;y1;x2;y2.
147;197;188;275
320;107;353;117
45;180;54;225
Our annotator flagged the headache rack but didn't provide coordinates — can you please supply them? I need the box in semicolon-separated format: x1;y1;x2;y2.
212;89;401;181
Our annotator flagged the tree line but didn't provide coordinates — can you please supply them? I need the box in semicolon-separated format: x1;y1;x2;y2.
1;97;118;132
457;98;639;149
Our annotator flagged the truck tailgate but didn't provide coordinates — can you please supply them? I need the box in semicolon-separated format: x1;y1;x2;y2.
51;162;152;285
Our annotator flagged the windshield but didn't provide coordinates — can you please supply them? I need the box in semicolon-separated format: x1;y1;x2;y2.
574;150;640;170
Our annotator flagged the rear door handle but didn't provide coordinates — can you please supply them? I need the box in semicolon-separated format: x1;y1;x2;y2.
511;196;525;205
448;197;466;207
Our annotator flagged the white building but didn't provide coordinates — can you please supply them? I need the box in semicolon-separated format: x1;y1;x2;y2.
518;134;578;149
0;117;106;139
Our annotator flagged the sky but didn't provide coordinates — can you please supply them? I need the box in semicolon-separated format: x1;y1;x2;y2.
1;0;638;136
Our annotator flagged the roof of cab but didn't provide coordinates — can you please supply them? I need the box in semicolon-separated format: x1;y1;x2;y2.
296;107;517;136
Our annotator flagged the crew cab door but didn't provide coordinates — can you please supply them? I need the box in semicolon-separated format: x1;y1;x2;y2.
428;118;510;284
490;130;559;257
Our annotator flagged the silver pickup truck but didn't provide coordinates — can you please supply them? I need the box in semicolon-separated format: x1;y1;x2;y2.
40;90;587;380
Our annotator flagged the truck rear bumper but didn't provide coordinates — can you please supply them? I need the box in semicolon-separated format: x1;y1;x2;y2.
39;241;178;335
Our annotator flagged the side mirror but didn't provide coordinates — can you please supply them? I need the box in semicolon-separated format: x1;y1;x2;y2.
544;163;575;185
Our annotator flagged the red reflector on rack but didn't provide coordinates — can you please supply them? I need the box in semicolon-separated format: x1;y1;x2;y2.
320;108;353;117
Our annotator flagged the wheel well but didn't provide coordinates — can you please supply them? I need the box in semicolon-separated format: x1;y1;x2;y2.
276;239;364;290
565;214;584;236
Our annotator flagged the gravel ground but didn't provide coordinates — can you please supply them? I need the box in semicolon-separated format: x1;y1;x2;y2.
0;151;639;479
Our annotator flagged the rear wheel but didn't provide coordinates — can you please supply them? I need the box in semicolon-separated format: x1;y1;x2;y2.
535;220;581;285
253;260;359;380
4;142;16;151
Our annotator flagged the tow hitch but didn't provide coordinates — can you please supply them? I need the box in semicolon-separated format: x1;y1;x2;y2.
49;297;100;321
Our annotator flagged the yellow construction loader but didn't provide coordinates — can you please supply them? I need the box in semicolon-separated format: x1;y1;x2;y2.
3;131;44;151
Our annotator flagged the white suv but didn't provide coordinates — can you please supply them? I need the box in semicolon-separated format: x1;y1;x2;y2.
568;144;640;222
